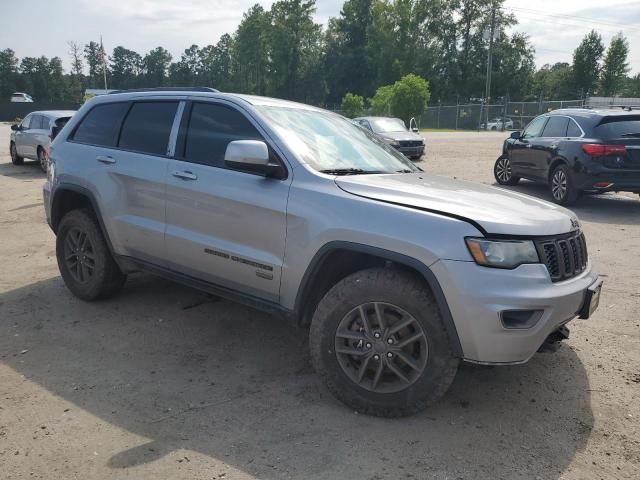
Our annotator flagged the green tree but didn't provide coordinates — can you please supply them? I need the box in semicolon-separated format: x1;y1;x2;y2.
84;41;104;88
67;41;84;101
233;4;271;95
340;92;365;117
169;44;201;86
389;74;430;124
369;84;393;115
0;48;18;101
111;46;142;89
572;30;604;97
599;33;630;96
532;63;574;100
624;73;640;97
143;46;172;87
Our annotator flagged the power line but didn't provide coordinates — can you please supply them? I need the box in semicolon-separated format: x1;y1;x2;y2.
507;6;640;31
505;6;640;33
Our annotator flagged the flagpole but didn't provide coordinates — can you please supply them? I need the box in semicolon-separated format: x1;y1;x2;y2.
100;35;108;90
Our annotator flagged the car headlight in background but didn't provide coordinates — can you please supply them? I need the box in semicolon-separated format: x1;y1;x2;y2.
382;137;400;147
465;237;539;269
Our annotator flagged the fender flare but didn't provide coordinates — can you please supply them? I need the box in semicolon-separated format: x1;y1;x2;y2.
294;241;463;357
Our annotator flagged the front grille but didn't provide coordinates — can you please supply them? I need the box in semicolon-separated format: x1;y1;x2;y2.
535;231;588;282
399;140;423;147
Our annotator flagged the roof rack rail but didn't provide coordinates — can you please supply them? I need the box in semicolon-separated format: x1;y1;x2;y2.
108;87;219;94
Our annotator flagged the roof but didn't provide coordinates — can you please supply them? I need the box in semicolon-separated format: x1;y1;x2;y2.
548;107;639;118
31;110;77;118
353;116;400;121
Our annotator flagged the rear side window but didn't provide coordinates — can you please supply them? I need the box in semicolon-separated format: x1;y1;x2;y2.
118;102;179;156
72;102;130;147
39;116;50;129
595;117;640;138
567;119;582;137
184;103;262;167
541;116;569;137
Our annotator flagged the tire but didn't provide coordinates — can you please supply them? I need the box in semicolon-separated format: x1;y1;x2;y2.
491;126;497;131
494;155;520;185
56;209;126;301
10;142;24;165
549;164;579;206
309;267;459;417
37;147;48;173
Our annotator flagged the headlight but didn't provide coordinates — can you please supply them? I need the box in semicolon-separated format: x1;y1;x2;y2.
382;137;400;147
465;237;539;269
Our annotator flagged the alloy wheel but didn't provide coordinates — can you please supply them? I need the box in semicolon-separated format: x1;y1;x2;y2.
63;227;96;284
552;169;567;201
496;157;512;183
10;143;17;162
38;149;48;172
334;302;428;393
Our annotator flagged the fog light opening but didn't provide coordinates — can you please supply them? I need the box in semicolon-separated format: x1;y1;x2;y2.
500;309;544;329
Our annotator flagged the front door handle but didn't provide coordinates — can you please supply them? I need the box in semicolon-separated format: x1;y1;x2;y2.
525;144;532;148
171;170;198;181
96;155;116;164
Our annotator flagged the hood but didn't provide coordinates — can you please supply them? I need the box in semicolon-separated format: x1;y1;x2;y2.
377;131;423;142
335;173;578;236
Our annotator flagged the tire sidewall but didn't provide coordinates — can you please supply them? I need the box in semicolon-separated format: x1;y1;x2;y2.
38;148;48;173
310;269;458;415
494;155;517;185
550;164;576;205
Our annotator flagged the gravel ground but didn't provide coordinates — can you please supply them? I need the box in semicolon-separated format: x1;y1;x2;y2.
0;126;638;480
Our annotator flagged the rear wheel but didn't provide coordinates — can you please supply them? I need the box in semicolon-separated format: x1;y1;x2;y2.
37;147;48;173
549;164;579;205
494;155;520;185
56;209;126;301
10;142;23;165
309;268;459;417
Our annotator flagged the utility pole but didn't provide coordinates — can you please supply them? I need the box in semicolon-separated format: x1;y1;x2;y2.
484;2;497;130
100;35;108;90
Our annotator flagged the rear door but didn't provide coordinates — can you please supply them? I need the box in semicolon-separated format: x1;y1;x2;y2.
68;99;182;266
534;116;570;178
164;100;291;302
510;115;548;176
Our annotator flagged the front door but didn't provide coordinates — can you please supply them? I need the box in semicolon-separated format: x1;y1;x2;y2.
510;115;548;176
164;100;291;303
534;116;571;178
15;114;34;157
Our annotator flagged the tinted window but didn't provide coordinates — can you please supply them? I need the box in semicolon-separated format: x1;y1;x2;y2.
118;102;178;155
20;114;32;129
30;115;42;129
595;117;640;138
567;119;582;137
522;116;547;139
542;116;569;137
39;116;50;129
73;102;130;146
184;103;262;167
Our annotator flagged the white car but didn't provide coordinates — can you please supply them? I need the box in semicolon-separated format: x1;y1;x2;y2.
482;117;514;130
10;92;34;103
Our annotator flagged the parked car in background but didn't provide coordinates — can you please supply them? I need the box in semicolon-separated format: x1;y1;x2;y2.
10;92;34;103
494;108;640;205
481;117;514;130
354;116;425;160
43;88;601;417
10;110;76;172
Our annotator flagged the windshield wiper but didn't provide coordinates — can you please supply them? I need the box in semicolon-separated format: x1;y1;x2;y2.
620;132;640;137
320;168;388;176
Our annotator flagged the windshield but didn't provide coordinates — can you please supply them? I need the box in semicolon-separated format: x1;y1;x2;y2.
368;117;407;133
258;107;420;174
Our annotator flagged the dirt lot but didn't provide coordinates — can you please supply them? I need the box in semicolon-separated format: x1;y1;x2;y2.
1;126;638;480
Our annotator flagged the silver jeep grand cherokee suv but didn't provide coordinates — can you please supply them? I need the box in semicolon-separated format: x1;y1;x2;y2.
43;88;602;417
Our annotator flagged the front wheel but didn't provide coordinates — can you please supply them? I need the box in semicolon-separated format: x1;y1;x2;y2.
38;147;48;173
10;142;24;165
494;155;520;185
549;164;579;205
309;268;459;417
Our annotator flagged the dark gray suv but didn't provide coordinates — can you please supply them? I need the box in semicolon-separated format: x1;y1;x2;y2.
43;88;601;417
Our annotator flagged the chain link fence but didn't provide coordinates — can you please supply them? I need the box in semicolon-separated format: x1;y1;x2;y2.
418;99;585;130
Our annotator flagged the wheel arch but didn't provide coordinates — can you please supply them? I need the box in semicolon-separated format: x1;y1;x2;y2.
548;157;569;182
294;241;463;357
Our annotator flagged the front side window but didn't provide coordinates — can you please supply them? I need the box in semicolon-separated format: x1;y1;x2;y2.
119;101;179;156
184;103;262;168
258;106;420;174
541;116;569;137
20;114;33;129
522;116;547;139
72;102;130;147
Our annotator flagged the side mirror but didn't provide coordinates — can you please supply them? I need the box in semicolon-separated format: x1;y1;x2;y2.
11;124;19;131
510;131;521;139
411;127;419;133
224;140;285;179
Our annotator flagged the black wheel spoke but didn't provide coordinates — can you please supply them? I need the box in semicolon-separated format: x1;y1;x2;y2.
358;305;373;336
373;303;386;330
386;360;410;384
357;356;371;384
396;332;424;349
395;351;421;371
371;359;384;390
335;330;367;342
64;227;96;284
388;315;414;335
335;346;369;357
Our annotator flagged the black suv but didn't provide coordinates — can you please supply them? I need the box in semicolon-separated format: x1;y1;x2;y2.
494;108;640;205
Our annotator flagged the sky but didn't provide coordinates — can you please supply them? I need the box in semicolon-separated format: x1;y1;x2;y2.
0;0;638;75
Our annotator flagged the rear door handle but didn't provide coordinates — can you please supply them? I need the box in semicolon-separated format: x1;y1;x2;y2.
171;170;198;181
96;155;116;164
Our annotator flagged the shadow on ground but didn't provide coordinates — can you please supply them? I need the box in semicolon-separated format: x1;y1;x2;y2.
0;159;45;179
1;274;594;479
499;180;640;226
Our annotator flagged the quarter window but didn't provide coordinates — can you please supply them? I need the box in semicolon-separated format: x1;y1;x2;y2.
184;103;262;168
541;116;569;137
567;119;582;137
522;116;547;139
72;102;130;147
118;102;179;156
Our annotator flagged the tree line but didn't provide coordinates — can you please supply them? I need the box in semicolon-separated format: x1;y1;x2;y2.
0;0;638;107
